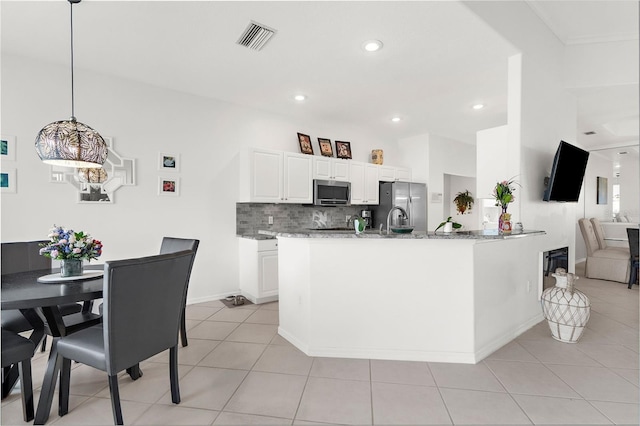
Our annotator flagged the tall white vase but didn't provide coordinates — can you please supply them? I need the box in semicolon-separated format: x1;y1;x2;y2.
540;268;591;343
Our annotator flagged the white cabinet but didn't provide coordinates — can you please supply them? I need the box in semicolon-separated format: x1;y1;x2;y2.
241;148;312;203
239;238;279;304
350;162;379;205
378;166;412;182
313;157;350;182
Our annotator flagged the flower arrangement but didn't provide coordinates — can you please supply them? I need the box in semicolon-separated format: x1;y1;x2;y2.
493;178;519;208
39;225;102;261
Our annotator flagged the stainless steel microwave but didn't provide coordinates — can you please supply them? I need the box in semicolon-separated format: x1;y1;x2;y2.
313;179;350;206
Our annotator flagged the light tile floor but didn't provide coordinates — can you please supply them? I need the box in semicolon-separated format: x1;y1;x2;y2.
2;262;638;425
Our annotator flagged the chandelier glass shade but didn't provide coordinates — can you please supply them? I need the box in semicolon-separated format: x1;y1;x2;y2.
34;0;107;169
36;119;108;168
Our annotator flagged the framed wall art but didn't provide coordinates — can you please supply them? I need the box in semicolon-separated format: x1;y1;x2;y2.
159;152;180;172
335;141;352;159
318;138;333;157
159;176;180;197
1;168;16;193
1;135;16;162
297;133;314;155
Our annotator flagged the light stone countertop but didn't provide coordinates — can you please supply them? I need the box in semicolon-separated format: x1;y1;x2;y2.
258;228;545;240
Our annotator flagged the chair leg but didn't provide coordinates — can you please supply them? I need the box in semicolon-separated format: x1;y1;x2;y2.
17;360;34;422
169;345;180;404
40;335;48;353
58;358;72;416
108;375;124;425
126;364;143;380
180;307;188;347
629;265;638;289
2;365;19;399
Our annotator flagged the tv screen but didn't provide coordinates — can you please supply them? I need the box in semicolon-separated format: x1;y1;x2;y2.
543;141;589;202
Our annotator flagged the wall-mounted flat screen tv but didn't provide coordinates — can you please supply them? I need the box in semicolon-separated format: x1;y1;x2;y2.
543;141;589;202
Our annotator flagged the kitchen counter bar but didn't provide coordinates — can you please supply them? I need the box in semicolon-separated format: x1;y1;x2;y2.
259;228;545;239
272;229;547;364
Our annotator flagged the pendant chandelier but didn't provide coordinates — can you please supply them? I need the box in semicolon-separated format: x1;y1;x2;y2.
34;0;108;168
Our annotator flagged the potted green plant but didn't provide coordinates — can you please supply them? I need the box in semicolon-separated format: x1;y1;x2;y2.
453;190;474;215
435;217;462;233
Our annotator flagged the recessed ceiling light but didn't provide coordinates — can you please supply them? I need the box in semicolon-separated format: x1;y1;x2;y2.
391;116;401;123
294;94;306;101
472;104;484;110
362;40;383;52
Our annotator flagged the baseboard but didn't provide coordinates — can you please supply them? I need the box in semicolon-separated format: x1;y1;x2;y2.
474;313;545;362
186;291;239;306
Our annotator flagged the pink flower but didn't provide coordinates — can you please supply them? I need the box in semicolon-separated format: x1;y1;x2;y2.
51;250;59;258
73;248;82;254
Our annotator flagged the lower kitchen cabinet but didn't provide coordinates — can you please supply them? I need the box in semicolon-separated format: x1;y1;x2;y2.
238;238;279;304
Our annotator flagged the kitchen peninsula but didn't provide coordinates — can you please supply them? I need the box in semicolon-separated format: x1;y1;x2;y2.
260;228;545;364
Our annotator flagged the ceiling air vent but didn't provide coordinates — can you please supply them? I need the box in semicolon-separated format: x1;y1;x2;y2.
237;21;276;51
583;131;597;135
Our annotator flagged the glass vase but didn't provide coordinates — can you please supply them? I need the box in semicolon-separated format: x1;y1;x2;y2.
498;205;508;232
60;259;83;277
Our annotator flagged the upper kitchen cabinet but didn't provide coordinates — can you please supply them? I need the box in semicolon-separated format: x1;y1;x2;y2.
350;162;379;205
313;157;350;182
378;165;412;182
240;148;313;203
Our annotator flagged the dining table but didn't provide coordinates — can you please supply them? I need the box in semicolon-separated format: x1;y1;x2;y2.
1;265;104;424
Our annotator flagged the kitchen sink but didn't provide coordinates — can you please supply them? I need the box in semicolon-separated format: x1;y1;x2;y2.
306;227;352;231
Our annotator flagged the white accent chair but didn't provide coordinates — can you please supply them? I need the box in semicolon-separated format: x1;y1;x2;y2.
579;218;629;283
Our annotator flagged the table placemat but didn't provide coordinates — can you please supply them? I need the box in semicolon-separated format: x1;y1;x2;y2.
37;270;104;283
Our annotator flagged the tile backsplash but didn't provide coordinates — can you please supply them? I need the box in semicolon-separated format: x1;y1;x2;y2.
236;203;366;235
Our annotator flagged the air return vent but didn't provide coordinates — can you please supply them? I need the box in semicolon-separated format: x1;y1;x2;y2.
583;131;597;135
237;21;276;51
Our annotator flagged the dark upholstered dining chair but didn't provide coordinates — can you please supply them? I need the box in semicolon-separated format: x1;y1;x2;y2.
1;328;36;422
55;250;195;425
1;242;83;354
159;237;199;347
627;228;639;289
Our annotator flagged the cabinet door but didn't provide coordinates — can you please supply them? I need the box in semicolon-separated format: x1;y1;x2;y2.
313;157;332;180
283;153;313;203
378;166;396;182
259;251;279;296
333;160;350;182
349;162;365;204
396;167;412;182
251;149;283;202
364;164;379;205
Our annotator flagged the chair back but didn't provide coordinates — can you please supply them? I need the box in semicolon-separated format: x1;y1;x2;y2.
590;218;608;250
579;218;600;256
102;250;194;375
627;228;639;259
160;237;199;291
1;241;51;275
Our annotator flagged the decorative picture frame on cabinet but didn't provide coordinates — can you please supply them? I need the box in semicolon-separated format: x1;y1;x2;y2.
159;176;180;197
0;168;16;193
297;133;314;155
1;135;16;162
159;152;180;172
318;138;333;157
335;141;352;159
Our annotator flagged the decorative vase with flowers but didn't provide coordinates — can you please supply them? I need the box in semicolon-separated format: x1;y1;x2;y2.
493;178;519;232
39;225;103;277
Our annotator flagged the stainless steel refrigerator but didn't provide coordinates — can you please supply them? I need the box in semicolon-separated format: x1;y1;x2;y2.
373;182;427;232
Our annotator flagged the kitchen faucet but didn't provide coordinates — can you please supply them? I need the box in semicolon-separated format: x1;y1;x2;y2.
386;206;409;235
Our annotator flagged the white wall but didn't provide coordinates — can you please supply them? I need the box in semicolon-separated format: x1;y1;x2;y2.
426;134;476;230
444;174;479;230
1;54;400;303
466;1;579;274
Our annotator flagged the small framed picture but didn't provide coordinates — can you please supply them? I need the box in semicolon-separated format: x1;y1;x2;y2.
159;176;180;197
159;152;180;172
318;138;333;157
335;141;352;159
1;168;16;193
1;135;16;162
297;133;314;155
